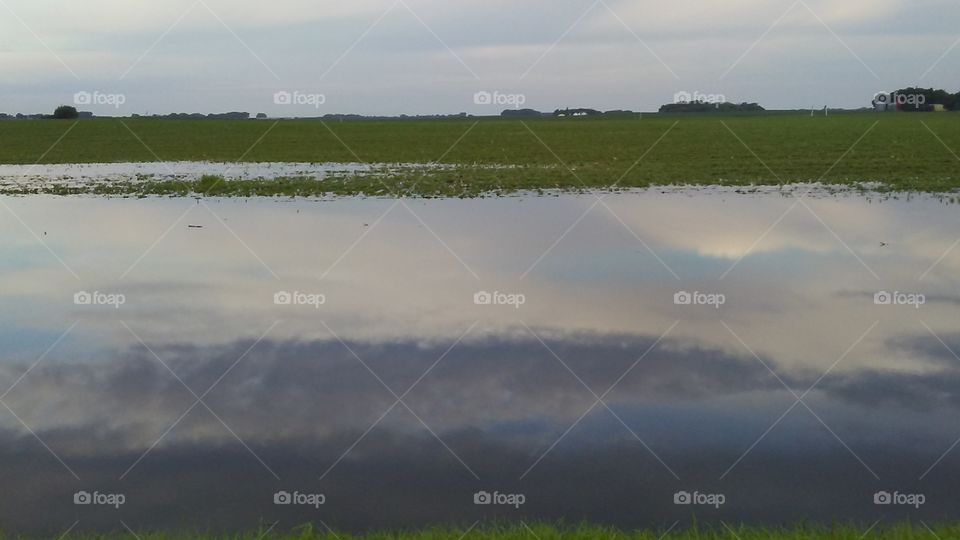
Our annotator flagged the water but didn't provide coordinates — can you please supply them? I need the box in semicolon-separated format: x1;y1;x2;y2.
0;191;958;533
0;161;450;191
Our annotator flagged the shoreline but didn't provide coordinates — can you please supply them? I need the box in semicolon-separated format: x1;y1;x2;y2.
1;174;957;199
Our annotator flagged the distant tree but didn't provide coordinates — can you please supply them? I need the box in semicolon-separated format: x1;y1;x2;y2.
501;108;544;118
659;101;764;113
53;105;79;119
881;87;960;112
875;88;927;111
206;111;250;120
603;110;636;116
256;112;267;119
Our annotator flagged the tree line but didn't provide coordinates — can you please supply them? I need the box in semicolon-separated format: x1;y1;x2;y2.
873;88;960;111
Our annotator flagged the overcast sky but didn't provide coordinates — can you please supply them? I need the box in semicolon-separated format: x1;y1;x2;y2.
1;0;959;116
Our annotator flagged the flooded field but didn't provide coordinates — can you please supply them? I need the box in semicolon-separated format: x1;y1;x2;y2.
0;161;453;193
1;191;958;533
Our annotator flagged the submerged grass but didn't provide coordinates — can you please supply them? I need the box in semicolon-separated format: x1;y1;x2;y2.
20;523;960;540
1;113;959;196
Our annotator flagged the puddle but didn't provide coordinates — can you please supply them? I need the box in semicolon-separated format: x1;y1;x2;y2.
0;191;957;533
0;161;452;189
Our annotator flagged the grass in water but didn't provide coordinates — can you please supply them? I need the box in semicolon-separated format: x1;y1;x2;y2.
1;113;959;196
29;524;960;540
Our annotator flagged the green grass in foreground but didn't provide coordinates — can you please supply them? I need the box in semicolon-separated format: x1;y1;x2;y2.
2;113;960;196
32;524;960;540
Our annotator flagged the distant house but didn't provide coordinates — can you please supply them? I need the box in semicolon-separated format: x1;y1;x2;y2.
553;108;601;118
874;99;948;112
874;101;894;112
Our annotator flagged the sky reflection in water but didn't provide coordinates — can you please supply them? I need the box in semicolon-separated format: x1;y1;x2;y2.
0;191;958;533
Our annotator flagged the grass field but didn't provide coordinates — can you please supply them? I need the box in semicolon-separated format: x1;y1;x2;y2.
35;524;960;540
1;113;959;196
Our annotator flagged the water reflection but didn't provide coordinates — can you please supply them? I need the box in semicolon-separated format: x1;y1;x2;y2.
0;191;958;533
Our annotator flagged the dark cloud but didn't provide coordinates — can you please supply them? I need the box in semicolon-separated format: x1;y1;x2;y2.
809;332;960;412
1;332;960;533
0;428;956;535
0;332;791;455
817;370;960;411
887;332;960;369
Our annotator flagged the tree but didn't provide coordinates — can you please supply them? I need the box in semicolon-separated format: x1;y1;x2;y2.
875;88;960;111
53;105;79;119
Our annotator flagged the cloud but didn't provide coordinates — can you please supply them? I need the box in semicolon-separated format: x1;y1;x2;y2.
2;330;960;533
2;0;959;114
0;331;789;453
6;328;960;460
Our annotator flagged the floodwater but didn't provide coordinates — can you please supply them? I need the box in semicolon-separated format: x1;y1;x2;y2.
0;161;448;190
0;191;958;534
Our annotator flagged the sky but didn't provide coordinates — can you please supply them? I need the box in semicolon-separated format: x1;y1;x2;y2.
1;0;959;116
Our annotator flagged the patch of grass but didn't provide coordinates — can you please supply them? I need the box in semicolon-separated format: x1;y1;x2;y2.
1;113;959;196
22;523;960;540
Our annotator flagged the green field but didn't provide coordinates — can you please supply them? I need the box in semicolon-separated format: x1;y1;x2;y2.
29;524;960;540
1;113;958;196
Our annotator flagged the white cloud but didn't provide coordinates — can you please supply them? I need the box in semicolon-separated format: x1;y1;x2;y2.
0;0;958;114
